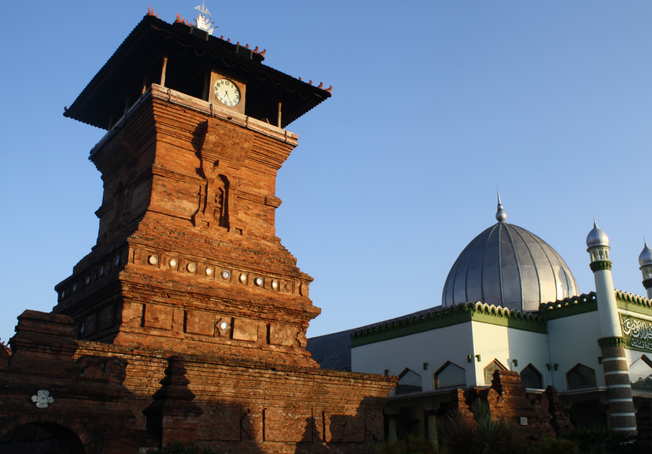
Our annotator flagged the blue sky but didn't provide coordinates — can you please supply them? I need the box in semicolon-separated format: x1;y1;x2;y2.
1;1;651;341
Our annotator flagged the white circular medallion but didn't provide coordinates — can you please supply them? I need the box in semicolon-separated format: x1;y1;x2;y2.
169;258;178;268
206;267;213;276
187;263;197;273
148;255;159;266
222;270;231;280
254;277;264;287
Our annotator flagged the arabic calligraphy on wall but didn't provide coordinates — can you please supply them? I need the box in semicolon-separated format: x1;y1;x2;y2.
621;314;652;351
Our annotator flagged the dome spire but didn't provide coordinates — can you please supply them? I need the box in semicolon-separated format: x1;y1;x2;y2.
639;238;652;267
495;188;507;222
586;218;609;248
639;239;652;298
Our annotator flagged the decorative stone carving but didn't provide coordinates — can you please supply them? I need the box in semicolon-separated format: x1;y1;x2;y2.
31;390;54;408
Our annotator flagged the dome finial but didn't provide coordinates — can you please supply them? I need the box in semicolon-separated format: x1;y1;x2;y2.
639;238;652;267
586;218;609;248
495;188;507;222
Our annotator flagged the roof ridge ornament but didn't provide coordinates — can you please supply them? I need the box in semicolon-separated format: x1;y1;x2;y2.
194;2;217;35
496;188;507;222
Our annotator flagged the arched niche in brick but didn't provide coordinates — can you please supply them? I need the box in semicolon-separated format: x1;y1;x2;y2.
395;368;422;395
567;364;596;389
434;361;466;389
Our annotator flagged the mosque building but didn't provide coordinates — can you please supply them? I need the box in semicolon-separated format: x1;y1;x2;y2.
308;197;652;441
1;5;650;451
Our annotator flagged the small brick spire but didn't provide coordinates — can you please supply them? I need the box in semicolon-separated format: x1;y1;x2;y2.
143;356;204;444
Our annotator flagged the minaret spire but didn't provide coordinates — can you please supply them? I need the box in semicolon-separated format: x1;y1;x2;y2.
495;188;507;222
638;238;652;298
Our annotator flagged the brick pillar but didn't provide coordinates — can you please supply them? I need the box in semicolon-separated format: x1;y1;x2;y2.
143;355;204;445
543;386;572;434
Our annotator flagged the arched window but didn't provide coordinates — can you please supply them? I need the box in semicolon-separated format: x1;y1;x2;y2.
434;361;466;389
630;356;652;389
567;364;596;389
520;364;543;389
483;359;507;385
395;368;422;395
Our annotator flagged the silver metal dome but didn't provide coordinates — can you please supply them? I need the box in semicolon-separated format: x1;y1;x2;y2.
442;203;579;312
586;220;609;249
639;240;652;267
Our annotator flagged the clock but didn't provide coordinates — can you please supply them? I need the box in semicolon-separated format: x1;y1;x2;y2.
208;72;246;114
214;78;241;107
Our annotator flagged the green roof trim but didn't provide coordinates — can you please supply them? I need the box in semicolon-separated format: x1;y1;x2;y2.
616;290;652;317
598;336;626;348
351;302;547;347
590;260;613;272
539;293;597;319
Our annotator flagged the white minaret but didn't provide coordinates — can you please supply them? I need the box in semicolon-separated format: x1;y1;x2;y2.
639;240;652;299
586;221;621;338
586;220;637;434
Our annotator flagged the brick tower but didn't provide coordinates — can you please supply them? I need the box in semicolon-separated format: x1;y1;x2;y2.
0;10;395;454
53;11;328;367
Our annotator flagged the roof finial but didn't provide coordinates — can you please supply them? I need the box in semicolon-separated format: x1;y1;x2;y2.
640;238;652;267
194;2;217;35
586;218;609;248
496;188;507;222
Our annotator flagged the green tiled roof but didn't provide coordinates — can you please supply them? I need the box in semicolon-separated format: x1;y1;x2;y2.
616;290;652;317
539;292;597;319
351;302;547;347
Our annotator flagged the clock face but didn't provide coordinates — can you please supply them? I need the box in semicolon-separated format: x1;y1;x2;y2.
214;79;241;107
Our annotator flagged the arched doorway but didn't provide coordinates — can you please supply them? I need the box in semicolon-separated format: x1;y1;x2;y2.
0;413;93;454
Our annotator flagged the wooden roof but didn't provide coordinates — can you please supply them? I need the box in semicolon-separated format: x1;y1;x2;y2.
64;14;331;130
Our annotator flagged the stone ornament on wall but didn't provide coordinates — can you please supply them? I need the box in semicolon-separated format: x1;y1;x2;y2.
216;318;231;337
31;390;54;408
